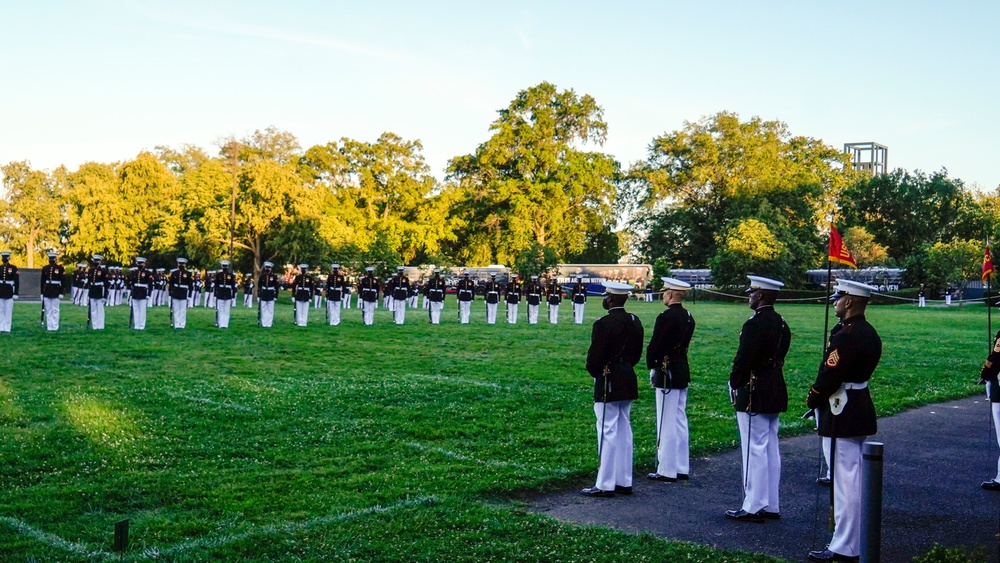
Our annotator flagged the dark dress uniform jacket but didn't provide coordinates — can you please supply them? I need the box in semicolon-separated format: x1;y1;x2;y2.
504;281;521;304
40;264;65;298
87;266;109;299
729;306;790;415
524;281;542;305
359;275;380;302
326;273;344;301
484;281;501;304
257;272;281;301
392;276;410;300
586;308;644;403
292;274;314;301
127;268;155;300
980;329;1000;403
457;279;475;302
572;283;587;304
808;315;881;437
0;263;19;299
168;269;193;300
427;277;446;302
646;304;696;389
214;271;237;299
547;282;562;305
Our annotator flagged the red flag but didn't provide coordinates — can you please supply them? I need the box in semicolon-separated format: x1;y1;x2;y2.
828;224;858;269
983;245;994;282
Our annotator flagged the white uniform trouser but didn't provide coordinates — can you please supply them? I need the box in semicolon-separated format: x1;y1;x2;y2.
172;299;187;329
594;400;633;491
459;300;471;324
314;294;322;308
131;298;148;330
822;436;832;479
574;302;585;324
362;300;376;325
486;303;498;324
0;298;12;332
89;298;106;330
394;299;406;324
991;388;1000;482
295;300;309;326
506;303;518;324
654;388;689;478
43;297;60;331
918;296;926;307
736;411;781;514
410;295;419;308
527;304;539;324
328;299;341;325
259;300;275;327
549;304;559;323
422;295;429;309
828;437;866;557
71;287;80;305
245;293;253;308
343;293;351;308
216;298;233;328
945;294;952;305
429;300;443;324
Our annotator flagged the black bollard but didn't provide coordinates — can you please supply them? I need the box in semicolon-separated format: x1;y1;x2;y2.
861;442;883;562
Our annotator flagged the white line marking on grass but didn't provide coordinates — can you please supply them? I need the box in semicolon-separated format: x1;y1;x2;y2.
1;497;437;561
0;516;113;559
400;373;509;390
405;442;571;476
136;496;436;558
164;391;260;414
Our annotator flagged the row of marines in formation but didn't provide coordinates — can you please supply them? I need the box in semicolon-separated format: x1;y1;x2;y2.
0;252;593;332
592;274;882;562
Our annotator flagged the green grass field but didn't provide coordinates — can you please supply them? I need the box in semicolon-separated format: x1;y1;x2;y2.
0;298;987;561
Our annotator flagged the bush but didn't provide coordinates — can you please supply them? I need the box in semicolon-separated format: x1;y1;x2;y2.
914;543;989;563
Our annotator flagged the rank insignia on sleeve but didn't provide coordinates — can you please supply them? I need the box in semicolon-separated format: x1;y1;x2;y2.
825;349;840;368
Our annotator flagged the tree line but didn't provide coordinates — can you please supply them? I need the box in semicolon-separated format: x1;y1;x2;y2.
2;82;997;289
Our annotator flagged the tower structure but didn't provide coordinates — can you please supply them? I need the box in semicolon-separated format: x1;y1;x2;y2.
844;142;888;175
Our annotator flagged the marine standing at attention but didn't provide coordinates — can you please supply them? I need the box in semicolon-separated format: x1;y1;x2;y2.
581;281;644;498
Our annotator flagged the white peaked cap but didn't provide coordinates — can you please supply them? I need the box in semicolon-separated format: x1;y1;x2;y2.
833;279;877;299
746;275;784;292
602;281;632;295
660;276;691;290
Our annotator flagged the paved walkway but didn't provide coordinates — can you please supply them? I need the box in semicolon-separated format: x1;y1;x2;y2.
530;396;1000;562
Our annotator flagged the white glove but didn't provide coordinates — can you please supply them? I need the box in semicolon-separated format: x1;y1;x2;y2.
12;295;17;300
649;369;656;386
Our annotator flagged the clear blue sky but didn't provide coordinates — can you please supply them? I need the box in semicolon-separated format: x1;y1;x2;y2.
2;1;998;190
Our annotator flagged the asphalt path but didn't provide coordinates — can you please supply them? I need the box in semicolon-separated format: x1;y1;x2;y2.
529;396;1000;562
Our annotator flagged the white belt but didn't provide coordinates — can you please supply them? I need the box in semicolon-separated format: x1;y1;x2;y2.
135;284;148;288
46;280;61;284
844;382;868;390
176;284;188;288
92;282;104;286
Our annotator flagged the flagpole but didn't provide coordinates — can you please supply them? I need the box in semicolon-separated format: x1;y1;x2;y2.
988;237;993;353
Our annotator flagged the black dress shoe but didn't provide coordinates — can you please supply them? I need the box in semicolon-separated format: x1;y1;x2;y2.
759;510;780;520
982;480;1000;491
580;487;615;498
676;473;689;480
646;473;677;482
724;509;764;523
614;485;633;495
816;476;831;486
807;549;858;562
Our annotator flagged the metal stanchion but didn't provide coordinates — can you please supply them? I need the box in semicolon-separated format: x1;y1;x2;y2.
861;441;884;563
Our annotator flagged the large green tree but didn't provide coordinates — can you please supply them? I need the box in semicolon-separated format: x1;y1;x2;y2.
445;82;621;267
301;133;451;267
629;112;857;286
0;161;64;267
839;169;982;263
